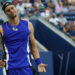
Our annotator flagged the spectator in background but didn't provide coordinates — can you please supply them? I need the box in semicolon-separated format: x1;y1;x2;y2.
59;13;68;26
45;0;50;3
22;0;26;3
63;21;75;41
22;0;32;16
68;21;75;41
55;1;63;14
49;13;58;26
68;3;75;12
40;7;53;20
16;1;26;18
49;7;55;18
62;6;68;13
13;0;19;5
52;0;58;6
49;13;60;26
46;0;55;10
33;0;44;15
61;0;68;5
70;21;75;31
56;0;68;13
23;0;32;8
49;13;64;30
40;8;50;20
63;23;71;35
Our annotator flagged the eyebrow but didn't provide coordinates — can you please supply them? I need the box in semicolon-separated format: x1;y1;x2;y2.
5;5;14;11
6;6;14;12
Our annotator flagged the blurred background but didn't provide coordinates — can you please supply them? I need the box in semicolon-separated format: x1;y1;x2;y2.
0;0;75;75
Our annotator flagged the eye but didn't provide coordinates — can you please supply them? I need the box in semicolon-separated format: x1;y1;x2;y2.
7;9;10;12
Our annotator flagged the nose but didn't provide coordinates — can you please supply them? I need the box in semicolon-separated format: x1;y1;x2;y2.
10;9;14;13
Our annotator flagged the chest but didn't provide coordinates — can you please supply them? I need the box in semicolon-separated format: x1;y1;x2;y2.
3;22;29;43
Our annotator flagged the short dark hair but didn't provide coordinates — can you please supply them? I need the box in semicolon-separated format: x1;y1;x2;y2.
2;2;14;12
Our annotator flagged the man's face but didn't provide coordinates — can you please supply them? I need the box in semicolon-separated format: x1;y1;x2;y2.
5;5;18;19
60;14;63;18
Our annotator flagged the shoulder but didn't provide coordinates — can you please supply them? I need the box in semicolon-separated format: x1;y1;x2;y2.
0;25;3;35
28;22;33;27
0;22;6;32
21;19;34;33
2;22;7;26
21;19;33;28
0;22;7;36
21;19;29;25
28;22;34;33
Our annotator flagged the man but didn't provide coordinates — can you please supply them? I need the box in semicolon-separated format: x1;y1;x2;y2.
59;13;68;26
0;2;47;75
16;1;26;18
49;13;60;26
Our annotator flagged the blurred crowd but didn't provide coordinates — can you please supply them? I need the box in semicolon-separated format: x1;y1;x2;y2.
1;0;75;41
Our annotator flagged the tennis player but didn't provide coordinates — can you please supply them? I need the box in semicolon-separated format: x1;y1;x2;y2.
0;2;47;75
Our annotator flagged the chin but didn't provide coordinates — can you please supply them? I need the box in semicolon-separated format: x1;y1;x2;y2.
11;15;16;19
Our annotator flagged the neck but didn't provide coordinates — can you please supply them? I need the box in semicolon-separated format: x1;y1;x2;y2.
9;16;19;25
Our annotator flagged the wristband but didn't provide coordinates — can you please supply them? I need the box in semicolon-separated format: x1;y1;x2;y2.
35;58;42;65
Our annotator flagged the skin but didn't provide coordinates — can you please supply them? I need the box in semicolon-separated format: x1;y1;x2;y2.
0;5;47;72
60;14;63;18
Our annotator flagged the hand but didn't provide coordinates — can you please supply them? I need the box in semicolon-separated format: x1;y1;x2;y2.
0;60;5;68
38;64;48;72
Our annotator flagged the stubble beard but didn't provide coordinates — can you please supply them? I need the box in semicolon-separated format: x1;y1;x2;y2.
10;14;17;19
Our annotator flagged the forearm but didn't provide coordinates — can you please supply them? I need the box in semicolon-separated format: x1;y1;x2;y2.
30;46;43;65
28;22;42;65
30;46;40;59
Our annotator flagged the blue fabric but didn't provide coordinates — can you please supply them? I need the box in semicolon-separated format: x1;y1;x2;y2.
35;58;42;65
2;20;31;69
0;68;3;75
69;30;75;36
8;67;33;75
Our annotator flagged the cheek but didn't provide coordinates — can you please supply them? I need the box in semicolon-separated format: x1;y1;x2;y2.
13;9;17;15
14;8;18;13
6;12;11;16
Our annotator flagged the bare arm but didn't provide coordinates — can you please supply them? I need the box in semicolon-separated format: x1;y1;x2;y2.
28;22;47;72
28;22;40;59
0;26;5;68
0;26;3;36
